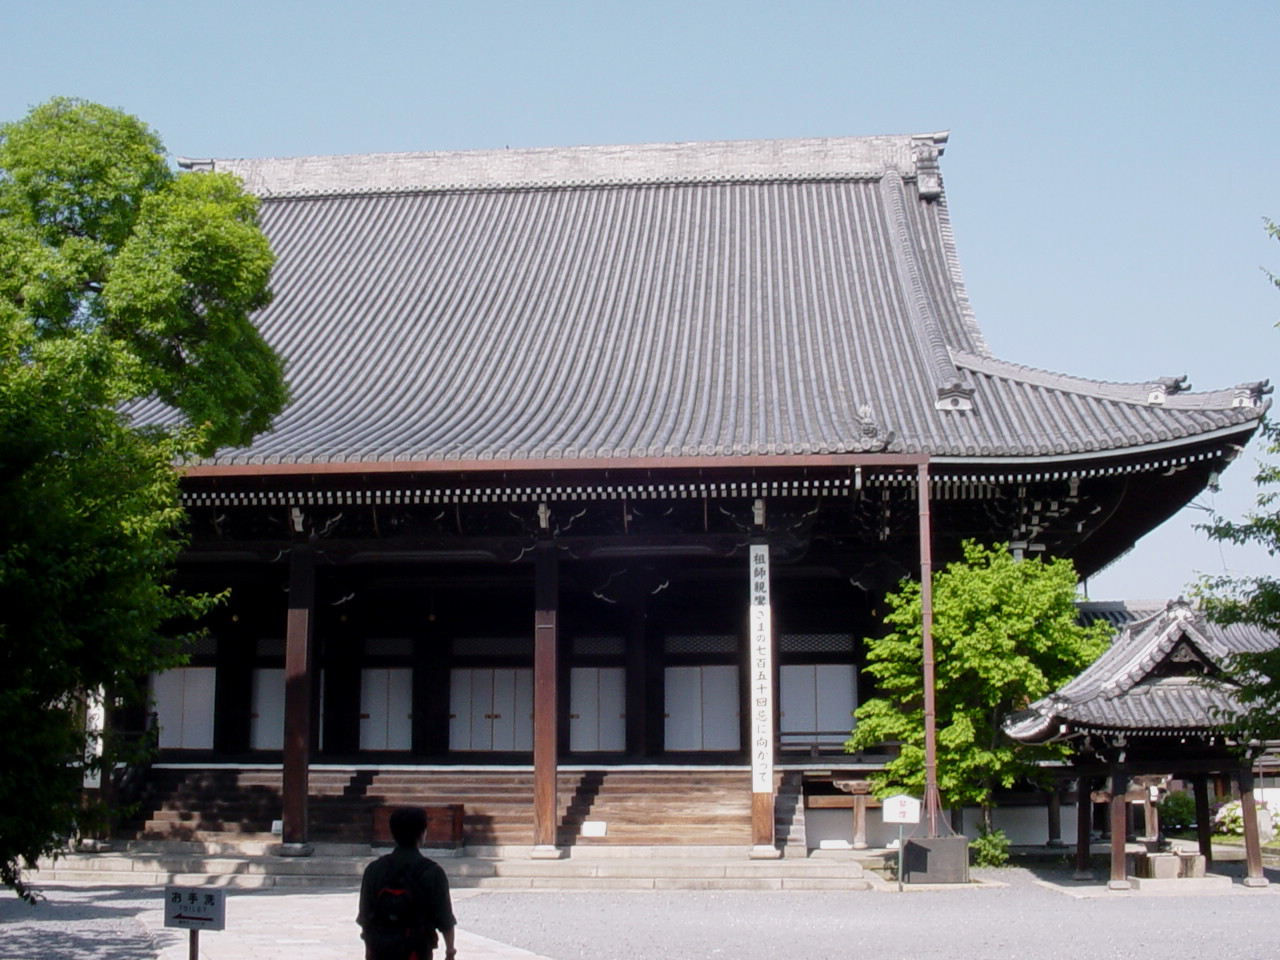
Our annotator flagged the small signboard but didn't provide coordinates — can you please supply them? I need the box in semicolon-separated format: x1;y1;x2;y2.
882;794;922;825
164;887;226;931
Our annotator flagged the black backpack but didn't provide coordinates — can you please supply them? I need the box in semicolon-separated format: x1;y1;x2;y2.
367;858;428;960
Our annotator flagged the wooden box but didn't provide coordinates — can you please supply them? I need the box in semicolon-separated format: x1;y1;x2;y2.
372;804;465;848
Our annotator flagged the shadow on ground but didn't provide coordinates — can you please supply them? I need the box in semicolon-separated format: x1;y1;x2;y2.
1;887;158;960
1007;850;1280;887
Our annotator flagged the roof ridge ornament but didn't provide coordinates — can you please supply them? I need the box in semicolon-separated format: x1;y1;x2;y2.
935;380;975;411
851;404;896;451
1147;375;1189;405
911;132;948;200
1232;379;1272;408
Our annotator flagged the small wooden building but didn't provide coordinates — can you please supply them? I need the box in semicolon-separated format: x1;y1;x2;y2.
1006;599;1278;887
135;134;1268;853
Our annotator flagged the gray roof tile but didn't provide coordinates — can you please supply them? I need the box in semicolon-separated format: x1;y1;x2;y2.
159;135;1266;469
1006;600;1279;739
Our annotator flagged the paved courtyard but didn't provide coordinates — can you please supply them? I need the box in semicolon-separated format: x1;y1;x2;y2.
3;864;1278;960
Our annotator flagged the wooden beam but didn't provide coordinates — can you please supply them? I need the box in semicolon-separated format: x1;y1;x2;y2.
280;543;314;853
1193;774;1214;866
532;542;559;854
624;599;647;758
1238;767;1269;887
752;793;775;848
1074;775;1093;880
1046;782;1062;846
917;461;943;837
1108;768;1129;889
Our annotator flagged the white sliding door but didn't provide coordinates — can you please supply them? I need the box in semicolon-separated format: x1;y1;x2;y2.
449;668;533;752
664;665;739;751
779;664;856;749
151;667;216;750
360;667;413;751
569;666;625;752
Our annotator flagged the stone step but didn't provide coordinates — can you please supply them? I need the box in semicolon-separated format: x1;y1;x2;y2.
29;847;877;891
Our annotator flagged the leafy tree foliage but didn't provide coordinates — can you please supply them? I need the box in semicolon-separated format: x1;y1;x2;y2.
0;98;286;899
846;541;1109;827
1196;219;1280;740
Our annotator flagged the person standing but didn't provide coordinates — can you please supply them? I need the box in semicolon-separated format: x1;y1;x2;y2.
358;807;457;960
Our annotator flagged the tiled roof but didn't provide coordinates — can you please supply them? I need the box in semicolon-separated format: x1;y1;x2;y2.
162;135;1267;469
1006;600;1279;740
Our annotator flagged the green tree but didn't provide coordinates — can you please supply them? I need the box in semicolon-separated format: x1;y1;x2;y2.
846;541;1109;830
0;98;287;899
1196;219;1280;740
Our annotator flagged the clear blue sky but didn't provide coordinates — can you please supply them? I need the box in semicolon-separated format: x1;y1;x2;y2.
4;0;1276;600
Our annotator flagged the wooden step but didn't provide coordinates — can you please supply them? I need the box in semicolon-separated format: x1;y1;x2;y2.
129;767;761;847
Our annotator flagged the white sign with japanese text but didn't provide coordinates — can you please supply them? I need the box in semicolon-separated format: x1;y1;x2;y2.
881;794;922;825
164;887;226;931
749;544;774;794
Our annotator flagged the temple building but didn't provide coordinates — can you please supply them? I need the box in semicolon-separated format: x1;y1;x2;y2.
1007;599;1278;888
132;133;1268;855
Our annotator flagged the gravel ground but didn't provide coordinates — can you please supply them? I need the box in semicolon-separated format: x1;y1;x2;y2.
453;865;1280;960
0;887;158;960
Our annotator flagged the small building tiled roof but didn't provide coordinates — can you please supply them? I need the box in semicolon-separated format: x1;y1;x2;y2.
164;135;1267;470
1006;600;1279;741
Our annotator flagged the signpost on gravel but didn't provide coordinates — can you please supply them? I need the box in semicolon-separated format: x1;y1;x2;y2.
882;795;922;892
164;886;226;960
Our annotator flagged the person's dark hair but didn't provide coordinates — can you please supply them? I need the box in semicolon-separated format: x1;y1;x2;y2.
389;806;428;847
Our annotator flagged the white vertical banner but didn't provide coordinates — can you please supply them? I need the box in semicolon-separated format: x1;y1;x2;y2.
83;686;105;788
749;544;774;794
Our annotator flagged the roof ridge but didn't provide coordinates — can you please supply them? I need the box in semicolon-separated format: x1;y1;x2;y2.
1097;602;1231;699
182;132;952;199
952;350;1271;412
232;170;891;202
881;173;973;412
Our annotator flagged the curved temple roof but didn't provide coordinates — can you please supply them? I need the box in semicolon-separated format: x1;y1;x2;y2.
1005;600;1279;741
165;134;1267;470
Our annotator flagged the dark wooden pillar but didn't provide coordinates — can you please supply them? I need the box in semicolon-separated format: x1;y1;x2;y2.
1193;774;1214;866
328;608;363;755
1074;775;1093;880
1047;782;1063;846
280;543;315;854
422;601;453;757
213;618;252;754
1238;767;1269;887
1108;767;1129;889
624;599;647;758
411;604;436;757
532;541;560;855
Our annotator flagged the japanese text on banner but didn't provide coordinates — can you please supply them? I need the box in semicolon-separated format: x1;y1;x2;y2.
749;545;773;794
